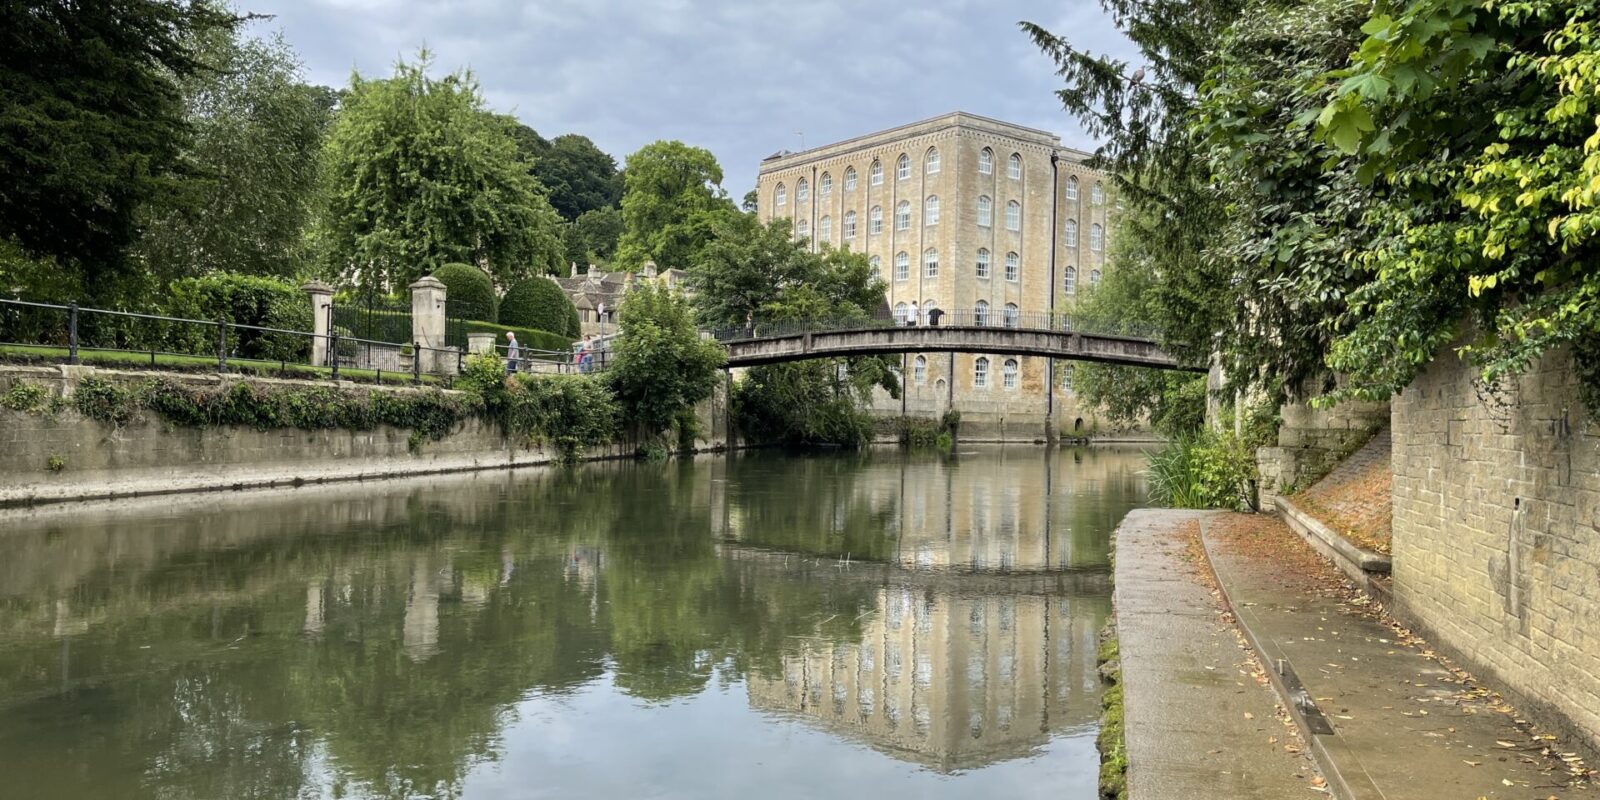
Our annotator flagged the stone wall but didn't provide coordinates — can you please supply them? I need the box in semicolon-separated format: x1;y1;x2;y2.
1257;388;1388;510
1391;346;1600;754
0;365;730;506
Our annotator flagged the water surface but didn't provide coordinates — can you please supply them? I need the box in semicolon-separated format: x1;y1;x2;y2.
0;446;1146;799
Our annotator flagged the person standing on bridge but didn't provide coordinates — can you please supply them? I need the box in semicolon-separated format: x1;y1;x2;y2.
907;300;920;327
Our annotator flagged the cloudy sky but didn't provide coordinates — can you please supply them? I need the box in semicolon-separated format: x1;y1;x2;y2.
246;0;1140;194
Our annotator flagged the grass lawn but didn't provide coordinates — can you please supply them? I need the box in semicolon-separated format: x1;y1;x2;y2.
0;345;449;386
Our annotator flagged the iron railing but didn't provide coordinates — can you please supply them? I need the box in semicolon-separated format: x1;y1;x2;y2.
707;310;1158;342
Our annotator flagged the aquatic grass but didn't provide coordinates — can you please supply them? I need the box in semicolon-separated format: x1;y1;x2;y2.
1145;431;1258;511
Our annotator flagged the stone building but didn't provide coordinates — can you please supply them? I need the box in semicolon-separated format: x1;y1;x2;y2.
556;261;689;338
755;112;1120;439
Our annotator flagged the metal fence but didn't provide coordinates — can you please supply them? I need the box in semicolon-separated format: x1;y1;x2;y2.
707;310;1158;342
479;341;611;376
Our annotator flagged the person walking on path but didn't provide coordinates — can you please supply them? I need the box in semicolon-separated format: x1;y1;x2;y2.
505;332;520;375
577;335;594;374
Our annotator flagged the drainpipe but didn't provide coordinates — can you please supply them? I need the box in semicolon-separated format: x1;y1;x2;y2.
1046;152;1060;441
811;165;819;255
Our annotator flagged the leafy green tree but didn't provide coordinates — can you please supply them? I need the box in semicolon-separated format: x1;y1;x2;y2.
0;0;236;298
135;19;332;279
314;52;563;292
614;140;737;270
499;276;579;338
536;134;623;221
563;207;623;268
607;282;727;442
432;263;497;323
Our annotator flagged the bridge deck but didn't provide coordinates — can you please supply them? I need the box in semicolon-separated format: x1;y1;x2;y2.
718;324;1199;371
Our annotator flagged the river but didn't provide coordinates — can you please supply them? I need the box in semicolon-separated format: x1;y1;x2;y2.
0;445;1148;799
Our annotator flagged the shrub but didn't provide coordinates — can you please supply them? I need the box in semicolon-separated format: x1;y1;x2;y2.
458;320;571;356
433;263;498;323
2;381;50;413
1146;430;1258;511
499;277;580;338
163;273;312;362
606;283;725;441
457;353;620;460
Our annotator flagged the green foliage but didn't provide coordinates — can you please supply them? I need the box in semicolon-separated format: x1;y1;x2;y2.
499;277;579;338
533;134;623;221
459;320;570;355
73;377;145;426
1145;431;1259;511
734;362;877;448
432;263;498;323
614;140;738;269
45;454;65;473
164;272;312;361
563;207;623;267
1098;633;1127;800
314;52;563;291
460;353;618;460
897;411;960;450
607;282;726;440
0;0;236;294
2;381;51;414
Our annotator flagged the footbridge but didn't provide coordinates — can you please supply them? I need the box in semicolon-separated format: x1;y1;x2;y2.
710;312;1201;372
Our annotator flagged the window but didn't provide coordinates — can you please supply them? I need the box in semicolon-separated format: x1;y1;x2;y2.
894;251;910;281
1005;251;1019;282
897;153;911;180
1090;223;1103;251
796;178;809;202
926;147;940;174
923;248;939;278
895;200;911;231
819;215;831;241
1092;181;1105;205
924;195;939;226
1064;266;1078;295
1090;269;1102;287
1004;302;1020;328
1003;358;1019;389
843;210;857;240
1006;200;1021;231
1061;365;1075;392
914;355;927;383
1066;175;1079;201
977;195;992;227
1064;218;1078;247
869;205;883;234
974;300;990;326
1007;153;1022;179
976;248;991;278
870;159;883;186
895;302;910;324
795;219;809;239
775;183;787;210
844;167;857;191
979;148;994;175
820;172;832;200
974;357;990;387
869;255;881;278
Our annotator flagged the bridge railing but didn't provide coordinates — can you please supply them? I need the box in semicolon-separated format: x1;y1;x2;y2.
707;310;1157;342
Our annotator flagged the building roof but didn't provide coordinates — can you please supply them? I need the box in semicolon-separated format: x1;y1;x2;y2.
757;111;1098;176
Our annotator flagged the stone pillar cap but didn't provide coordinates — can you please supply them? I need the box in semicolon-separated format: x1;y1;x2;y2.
301;280;334;294
409;276;446;290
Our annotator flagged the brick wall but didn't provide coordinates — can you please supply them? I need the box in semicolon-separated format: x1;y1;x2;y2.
1391;346;1600;753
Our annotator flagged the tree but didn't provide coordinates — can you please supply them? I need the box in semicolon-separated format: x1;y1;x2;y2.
134;20;332;279
0;0;236;298
314;52;563;292
535;134;623;221
500;276;580;338
614;140;737;270
433;263;497;323
562;207;623;268
607;282;726;442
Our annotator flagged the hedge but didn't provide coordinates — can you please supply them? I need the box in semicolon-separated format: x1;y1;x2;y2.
500;277;580;339
459;320;571;356
433;263;497;323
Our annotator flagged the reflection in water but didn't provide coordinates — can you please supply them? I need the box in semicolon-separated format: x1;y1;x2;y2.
0;446;1145;800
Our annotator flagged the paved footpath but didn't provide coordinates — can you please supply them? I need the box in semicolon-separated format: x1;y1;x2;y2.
1202;512;1599;800
1113;509;1322;799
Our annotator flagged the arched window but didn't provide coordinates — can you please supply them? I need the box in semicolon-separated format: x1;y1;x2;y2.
914;355;927;383
795;218;809;239
894;251;910;281
974;300;990;326
926;147;941;174
796;178;809;202
1005;251;1019;282
1064;219;1078;247
844;167;857;192
897;154;911;180
869;255;881;278
819;215;831;241
979;148;994;175
1003;358;1019;389
775;183;787;210
820;172;833;200
895;302;910;325
1064;266;1078;295
1090;269;1103;287
974;357;990;387
870;159;883;186
895;200;911;231
1007;153;1022;180
1090;223;1104;251
975;248;991;278
923;248;939;278
869;205;883;234
977;196;992;227
1092;181;1105;205
924;195;940;226
1006;200;1021;231
843;210;857;240
1066;175;1079;200
1003;302;1020;328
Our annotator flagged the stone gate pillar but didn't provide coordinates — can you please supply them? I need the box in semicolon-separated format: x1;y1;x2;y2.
302;281;333;367
410;276;447;374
